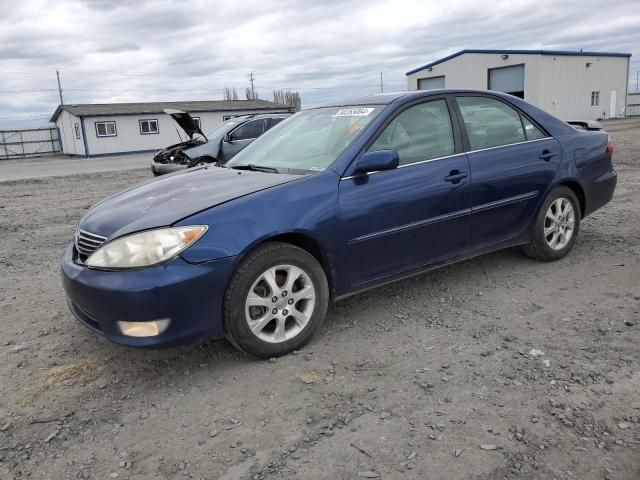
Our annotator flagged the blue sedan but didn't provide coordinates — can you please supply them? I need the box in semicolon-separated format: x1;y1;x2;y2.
61;90;617;357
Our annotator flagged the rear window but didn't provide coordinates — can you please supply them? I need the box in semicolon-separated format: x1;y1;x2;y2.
521;116;546;140
456;96;526;149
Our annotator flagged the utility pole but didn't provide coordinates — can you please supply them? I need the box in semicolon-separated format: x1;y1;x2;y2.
379;71;384;93
248;72;255;99
636;69;639;93
56;69;64;105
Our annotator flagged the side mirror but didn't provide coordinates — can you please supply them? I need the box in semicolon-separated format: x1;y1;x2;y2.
224;132;233;143
353;150;399;174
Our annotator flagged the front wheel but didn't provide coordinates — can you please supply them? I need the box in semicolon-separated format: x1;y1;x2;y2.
223;242;329;358
522;186;581;261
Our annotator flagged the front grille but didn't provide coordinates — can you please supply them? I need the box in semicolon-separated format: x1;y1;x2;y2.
75;228;107;260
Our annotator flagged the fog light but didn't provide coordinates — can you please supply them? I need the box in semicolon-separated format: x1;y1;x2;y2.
117;319;170;337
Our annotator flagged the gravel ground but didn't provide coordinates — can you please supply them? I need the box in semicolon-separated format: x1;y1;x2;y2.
0;119;639;480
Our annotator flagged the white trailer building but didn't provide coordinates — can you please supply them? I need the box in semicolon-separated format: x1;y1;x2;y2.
628;93;640;117
51;100;292;157
406;49;631;121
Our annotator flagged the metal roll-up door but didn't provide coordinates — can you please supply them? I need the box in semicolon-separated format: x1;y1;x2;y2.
418;76;445;90
489;65;524;98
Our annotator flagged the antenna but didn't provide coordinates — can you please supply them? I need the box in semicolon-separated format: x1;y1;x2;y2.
380;71;384;93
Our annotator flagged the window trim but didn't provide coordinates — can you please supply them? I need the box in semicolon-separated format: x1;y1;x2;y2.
94;121;117;138
139;118;159;135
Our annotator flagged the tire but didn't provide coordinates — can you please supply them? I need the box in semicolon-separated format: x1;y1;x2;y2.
223;242;329;358
522;186;581;261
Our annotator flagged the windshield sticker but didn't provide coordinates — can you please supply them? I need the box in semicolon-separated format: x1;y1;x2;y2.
334;107;375;117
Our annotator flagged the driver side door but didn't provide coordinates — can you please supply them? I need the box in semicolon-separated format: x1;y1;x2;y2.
339;98;471;287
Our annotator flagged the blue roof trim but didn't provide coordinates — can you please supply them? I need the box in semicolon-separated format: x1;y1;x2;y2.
406;49;632;75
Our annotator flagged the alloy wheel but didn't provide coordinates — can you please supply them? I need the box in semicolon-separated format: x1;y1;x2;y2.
544;197;575;250
244;264;316;343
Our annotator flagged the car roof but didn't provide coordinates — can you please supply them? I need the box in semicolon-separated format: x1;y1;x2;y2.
313;89;506;108
231;113;292;121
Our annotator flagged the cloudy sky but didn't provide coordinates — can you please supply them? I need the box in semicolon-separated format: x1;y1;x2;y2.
0;0;638;128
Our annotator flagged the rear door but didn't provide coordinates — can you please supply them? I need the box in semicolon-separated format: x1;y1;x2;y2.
339;97;471;286
453;95;561;249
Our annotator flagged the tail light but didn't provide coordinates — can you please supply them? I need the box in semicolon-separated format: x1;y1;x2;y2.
606;135;614;156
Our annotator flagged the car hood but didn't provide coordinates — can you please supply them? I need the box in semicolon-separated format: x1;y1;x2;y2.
80;167;302;239
164;108;207;140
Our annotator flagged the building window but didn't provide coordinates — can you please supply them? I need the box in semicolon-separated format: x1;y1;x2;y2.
591;91;600;107
95;121;117;137
139;119;159;135
74;123;81;139
192;117;201;129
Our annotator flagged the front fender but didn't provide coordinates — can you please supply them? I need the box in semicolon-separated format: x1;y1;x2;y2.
176;170;342;264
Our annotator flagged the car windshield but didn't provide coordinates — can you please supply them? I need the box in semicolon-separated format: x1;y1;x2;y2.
226;106;384;173
204;118;243;138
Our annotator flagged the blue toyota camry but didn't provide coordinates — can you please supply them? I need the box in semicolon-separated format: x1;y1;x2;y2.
62;90;617;357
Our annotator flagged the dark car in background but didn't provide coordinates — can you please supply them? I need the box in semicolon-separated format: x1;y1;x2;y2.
151;110;290;175
62;90;616;358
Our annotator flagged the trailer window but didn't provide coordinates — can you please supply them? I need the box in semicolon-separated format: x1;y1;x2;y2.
95;121;117;137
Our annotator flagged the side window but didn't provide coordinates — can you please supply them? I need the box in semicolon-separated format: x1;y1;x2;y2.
456;96;526;150
74;123;81;139
267;117;284;129
232;119;266;140
521;116;546;140
368;99;455;166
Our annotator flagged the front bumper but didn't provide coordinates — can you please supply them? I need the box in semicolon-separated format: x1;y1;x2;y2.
151;161;188;176
61;243;236;347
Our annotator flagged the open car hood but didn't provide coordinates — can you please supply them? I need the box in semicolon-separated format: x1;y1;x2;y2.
164;108;207;140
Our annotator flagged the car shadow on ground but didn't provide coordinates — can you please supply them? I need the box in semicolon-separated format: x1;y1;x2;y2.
66;246;532;385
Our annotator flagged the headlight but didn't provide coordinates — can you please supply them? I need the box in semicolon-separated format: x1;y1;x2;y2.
86;226;207;269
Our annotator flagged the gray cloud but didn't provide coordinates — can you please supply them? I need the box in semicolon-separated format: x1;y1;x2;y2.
0;0;638;128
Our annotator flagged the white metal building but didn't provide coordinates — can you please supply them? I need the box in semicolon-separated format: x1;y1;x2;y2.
406;49;631;121
50;100;292;157
628;93;640;116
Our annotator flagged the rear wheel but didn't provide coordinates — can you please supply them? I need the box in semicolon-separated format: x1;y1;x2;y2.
223;242;329;358
522;186;580;261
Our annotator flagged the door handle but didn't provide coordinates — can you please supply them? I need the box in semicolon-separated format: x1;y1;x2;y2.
539;150;555;161
444;170;468;184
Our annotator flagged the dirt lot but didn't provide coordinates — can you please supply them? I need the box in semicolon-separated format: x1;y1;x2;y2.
1;120;639;480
